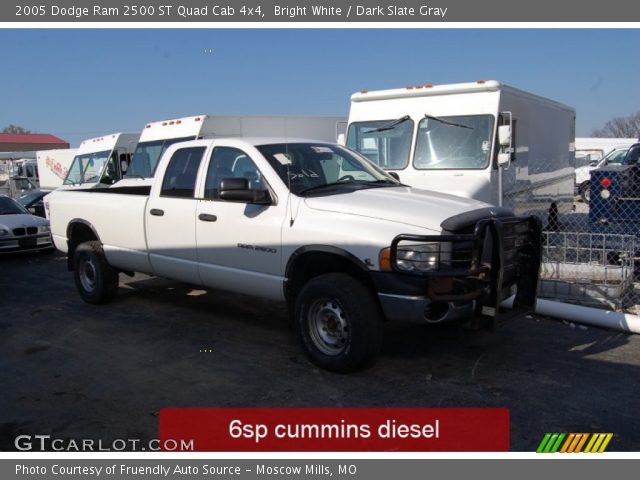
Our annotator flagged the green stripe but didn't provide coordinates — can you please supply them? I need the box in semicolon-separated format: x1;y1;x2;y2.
536;433;552;453
543;433;560;453
550;433;566;453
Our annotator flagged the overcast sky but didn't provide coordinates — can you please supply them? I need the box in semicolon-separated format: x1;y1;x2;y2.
1;28;638;146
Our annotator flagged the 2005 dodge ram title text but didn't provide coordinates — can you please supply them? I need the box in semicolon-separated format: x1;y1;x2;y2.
47;138;541;372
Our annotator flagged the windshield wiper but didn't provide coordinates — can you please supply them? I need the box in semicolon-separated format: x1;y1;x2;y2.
299;181;356;195
299;179;398;195
366;115;411;134
424;114;473;130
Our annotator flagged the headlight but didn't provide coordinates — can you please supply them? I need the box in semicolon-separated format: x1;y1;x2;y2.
379;243;439;272
396;243;439;272
38;225;51;233
0;228;9;237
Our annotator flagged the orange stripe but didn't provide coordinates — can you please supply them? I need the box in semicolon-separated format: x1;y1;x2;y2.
560;434;576;453
574;433;590;453
598;434;613;453
567;433;582;453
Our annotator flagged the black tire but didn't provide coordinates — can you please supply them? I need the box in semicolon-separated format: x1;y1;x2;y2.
294;273;383;373
580;182;590;203
73;241;119;304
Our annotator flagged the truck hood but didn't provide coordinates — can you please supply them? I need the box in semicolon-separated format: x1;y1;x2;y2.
303;186;494;230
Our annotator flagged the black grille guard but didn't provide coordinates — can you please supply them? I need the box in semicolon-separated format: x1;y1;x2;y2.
390;215;542;325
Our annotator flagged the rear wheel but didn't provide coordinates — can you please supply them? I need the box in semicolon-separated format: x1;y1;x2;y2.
295;273;383;373
73;241;119;304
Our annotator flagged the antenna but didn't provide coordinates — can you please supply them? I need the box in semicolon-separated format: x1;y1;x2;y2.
287;145;294;227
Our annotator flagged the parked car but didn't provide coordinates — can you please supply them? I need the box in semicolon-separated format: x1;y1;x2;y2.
17;190;50;218
0;194;52;253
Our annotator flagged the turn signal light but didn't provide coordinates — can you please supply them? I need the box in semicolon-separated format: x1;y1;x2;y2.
379;247;392;271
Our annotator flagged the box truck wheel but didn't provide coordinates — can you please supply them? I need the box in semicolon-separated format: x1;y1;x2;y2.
295;273;383;373
73;241;119;304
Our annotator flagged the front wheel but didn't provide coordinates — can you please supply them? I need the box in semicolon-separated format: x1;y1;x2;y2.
579;182;590;203
294;273;383;373
73;241;119;304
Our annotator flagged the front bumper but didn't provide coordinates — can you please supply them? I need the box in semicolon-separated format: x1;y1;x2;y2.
374;216;542;326
0;233;52;253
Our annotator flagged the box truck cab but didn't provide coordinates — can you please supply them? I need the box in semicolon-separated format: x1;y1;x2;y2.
120;114;347;187
63;133;140;188
345;80;576;228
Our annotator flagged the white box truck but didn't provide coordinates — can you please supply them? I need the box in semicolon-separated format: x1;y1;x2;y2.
345;80;576;228
62;133;140;188
120;114;347;186
36;149;78;191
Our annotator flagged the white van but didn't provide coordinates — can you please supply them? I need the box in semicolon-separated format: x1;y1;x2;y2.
345;80;576;228
63;133;140;188
119;114;347;187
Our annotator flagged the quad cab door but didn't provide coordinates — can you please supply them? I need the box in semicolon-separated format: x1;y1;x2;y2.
145;145;207;283
195;145;285;300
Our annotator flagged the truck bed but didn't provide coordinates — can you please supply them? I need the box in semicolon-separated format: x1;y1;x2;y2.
49;187;152;273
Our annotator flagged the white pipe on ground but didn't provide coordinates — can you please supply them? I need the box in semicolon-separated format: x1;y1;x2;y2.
500;297;640;335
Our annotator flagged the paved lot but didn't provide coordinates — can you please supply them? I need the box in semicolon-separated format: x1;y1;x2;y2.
1;251;639;451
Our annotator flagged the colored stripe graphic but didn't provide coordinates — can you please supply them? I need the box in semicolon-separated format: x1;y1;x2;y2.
538;433;613;453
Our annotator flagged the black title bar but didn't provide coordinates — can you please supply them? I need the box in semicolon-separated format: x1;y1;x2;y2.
3;0;640;22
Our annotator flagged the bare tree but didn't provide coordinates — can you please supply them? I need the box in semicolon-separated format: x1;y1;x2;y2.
1;124;31;134
591;112;640;138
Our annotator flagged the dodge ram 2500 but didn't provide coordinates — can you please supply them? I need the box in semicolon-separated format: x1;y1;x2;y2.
48;138;541;372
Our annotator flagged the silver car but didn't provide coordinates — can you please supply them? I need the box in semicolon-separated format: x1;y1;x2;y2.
0;194;52;253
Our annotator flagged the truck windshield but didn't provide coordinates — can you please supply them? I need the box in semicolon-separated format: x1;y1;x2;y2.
64;150;111;185
257;143;398;196
127;136;194;178
346;119;414;170
414;114;494;170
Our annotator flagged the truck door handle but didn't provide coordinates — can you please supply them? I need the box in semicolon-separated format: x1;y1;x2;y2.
149;209;164;216
198;213;217;222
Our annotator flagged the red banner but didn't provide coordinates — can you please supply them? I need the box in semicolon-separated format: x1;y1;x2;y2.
159;407;509;451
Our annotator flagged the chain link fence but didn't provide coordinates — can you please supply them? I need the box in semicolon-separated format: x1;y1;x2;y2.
503;146;640;313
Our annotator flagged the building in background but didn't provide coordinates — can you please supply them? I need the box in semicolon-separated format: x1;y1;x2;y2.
0;133;69;152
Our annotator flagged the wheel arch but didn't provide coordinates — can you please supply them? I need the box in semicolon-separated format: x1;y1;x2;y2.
66;219;102;271
284;245;376;309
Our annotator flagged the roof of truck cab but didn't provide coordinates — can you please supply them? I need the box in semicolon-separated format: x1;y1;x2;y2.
351;80;575;112
184;137;337;146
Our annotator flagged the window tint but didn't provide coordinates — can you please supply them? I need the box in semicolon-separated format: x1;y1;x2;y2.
626;146;640;165
160;147;205;198
204;147;263;199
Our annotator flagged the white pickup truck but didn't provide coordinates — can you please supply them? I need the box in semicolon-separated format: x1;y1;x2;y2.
48;138;541;372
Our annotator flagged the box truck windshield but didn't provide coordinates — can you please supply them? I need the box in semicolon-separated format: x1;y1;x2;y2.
126;136;194;178
346;114;494;170
64;150;113;185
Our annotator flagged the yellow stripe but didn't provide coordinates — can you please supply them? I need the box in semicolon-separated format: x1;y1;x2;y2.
560;434;575;453
591;434;606;453
598;434;613;453
584;433;599;453
574;433;590;453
